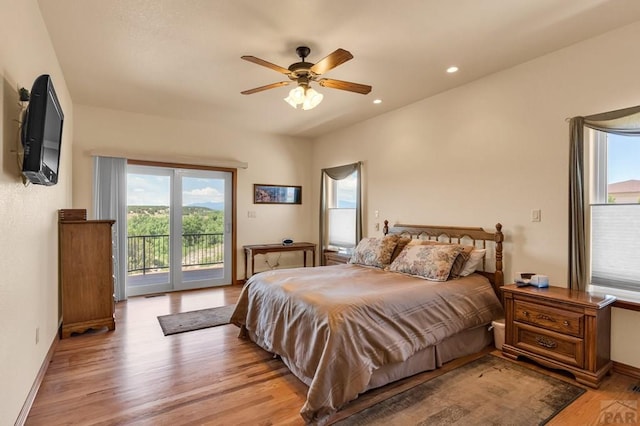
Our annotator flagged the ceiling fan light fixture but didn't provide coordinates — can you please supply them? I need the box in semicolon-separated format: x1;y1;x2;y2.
302;88;323;110
284;85;323;110
284;85;306;109
284;94;298;109
290;86;306;103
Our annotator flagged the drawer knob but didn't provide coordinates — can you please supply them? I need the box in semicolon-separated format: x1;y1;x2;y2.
535;336;558;349
522;311;529;316
537;314;555;322
563;320;569;326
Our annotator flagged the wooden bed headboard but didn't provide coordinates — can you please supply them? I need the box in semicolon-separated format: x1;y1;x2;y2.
383;220;504;298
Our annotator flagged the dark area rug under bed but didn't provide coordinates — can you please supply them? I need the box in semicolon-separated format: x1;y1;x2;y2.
333;354;585;426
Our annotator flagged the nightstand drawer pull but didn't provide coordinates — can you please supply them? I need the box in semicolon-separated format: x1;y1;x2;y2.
535;336;557;349
522;311;529;316
563;320;569;326
536;314;555;322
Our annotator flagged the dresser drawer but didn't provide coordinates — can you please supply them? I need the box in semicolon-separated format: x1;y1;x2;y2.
514;300;584;337
514;322;584;368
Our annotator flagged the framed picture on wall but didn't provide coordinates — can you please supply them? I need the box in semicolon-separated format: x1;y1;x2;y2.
254;184;302;204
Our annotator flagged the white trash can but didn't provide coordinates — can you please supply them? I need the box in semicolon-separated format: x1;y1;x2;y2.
491;319;505;350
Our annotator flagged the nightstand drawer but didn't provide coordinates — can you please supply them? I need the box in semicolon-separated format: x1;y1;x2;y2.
514;322;584;368
514;300;583;337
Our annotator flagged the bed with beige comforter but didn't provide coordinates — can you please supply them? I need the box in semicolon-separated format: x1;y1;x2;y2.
230;263;503;423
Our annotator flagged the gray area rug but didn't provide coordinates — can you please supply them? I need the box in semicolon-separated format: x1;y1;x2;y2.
157;304;236;336
334;355;585;426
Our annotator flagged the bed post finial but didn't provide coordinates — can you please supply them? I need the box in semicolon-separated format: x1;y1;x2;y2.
383;220;389;235
494;223;504;287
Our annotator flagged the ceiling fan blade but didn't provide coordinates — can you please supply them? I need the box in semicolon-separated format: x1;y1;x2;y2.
317;78;372;94
241;81;290;95
310;49;353;75
241;56;291;75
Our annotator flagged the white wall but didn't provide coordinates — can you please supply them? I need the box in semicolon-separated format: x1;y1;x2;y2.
312;21;640;368
0;1;73;423
72;105;313;279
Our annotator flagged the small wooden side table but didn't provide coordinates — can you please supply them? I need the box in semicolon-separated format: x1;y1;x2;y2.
243;242;316;279
502;284;615;388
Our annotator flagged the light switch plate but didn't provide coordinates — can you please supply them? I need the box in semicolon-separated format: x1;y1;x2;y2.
531;209;541;222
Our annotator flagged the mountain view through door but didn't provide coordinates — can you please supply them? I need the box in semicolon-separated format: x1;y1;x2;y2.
126;165;232;296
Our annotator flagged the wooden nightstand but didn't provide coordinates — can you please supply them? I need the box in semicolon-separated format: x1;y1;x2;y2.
323;250;351;265
501;284;615;388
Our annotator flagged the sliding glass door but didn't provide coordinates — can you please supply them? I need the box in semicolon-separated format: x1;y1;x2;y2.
126;165;232;296
175;170;231;290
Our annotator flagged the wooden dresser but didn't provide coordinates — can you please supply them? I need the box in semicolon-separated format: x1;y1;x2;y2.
323;250;351;265
59;209;116;338
502;284;615;388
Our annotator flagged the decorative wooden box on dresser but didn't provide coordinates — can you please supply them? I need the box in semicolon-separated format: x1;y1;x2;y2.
502;284;616;388
59;209;116;338
323;250;351;265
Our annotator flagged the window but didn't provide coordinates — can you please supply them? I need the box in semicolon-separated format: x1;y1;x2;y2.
588;131;640;300
327;171;357;250
320;163;362;260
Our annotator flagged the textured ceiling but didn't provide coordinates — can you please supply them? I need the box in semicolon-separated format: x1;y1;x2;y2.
38;0;640;139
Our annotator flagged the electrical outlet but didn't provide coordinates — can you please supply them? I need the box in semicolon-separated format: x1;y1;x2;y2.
247;211;256;218
375;223;380;231
375;210;379;218
35;327;39;344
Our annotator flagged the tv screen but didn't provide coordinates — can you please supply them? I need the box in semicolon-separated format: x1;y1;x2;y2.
21;74;64;186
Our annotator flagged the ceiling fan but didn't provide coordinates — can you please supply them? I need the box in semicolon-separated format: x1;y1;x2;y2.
241;46;372;110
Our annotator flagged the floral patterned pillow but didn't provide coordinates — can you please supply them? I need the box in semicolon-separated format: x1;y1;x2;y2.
388;244;464;281
406;240;473;278
349;235;399;268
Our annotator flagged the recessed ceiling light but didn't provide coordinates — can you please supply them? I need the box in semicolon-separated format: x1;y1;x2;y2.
447;66;459;74
373;99;382;104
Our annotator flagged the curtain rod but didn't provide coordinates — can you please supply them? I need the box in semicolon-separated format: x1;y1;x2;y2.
86;149;248;169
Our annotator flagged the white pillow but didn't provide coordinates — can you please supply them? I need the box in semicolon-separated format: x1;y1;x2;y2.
459;249;487;276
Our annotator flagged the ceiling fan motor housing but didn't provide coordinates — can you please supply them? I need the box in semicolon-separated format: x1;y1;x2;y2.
288;46;314;81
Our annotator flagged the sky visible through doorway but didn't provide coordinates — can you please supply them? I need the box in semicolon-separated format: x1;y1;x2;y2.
127;174;225;207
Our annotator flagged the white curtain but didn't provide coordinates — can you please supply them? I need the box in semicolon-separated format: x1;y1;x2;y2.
93;156;127;301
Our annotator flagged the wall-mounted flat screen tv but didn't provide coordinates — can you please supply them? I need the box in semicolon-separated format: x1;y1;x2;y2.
21;74;64;186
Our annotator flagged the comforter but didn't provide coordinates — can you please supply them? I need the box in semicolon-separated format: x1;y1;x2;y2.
230;264;503;423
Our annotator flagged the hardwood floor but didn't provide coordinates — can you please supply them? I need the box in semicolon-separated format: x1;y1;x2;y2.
27;286;640;425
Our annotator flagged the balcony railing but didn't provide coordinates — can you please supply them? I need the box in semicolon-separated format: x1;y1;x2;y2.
127;233;224;275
